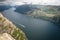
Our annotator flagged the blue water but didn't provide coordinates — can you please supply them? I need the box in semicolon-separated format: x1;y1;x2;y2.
2;8;60;40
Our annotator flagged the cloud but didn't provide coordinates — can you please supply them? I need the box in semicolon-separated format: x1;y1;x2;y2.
40;0;60;5
13;0;60;5
0;0;60;5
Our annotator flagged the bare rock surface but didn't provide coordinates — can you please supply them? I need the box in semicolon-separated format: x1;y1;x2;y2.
0;13;28;40
0;33;15;40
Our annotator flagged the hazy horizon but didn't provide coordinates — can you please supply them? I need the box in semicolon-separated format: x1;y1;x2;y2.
0;0;60;6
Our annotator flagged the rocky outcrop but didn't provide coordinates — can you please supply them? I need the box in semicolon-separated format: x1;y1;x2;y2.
0;13;28;40
0;33;15;40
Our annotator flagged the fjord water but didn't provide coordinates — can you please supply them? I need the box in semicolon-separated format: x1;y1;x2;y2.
2;8;60;40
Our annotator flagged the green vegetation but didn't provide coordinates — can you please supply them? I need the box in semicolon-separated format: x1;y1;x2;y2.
12;28;27;40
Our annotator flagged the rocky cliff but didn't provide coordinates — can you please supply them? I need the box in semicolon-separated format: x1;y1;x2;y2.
0;33;15;40
0;13;27;40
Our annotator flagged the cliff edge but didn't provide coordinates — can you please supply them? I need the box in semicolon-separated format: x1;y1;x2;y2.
0;13;27;40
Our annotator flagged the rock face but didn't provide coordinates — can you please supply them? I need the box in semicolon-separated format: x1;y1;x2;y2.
0;13;27;40
0;33;15;40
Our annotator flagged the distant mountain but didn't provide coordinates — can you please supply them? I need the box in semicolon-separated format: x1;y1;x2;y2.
0;5;11;12
0;0;5;1
15;4;60;14
15;4;34;14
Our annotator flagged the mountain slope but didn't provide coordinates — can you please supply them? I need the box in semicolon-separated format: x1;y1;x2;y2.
15;5;60;25
0;13;28;40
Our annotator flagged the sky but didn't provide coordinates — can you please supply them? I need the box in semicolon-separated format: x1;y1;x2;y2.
0;0;60;5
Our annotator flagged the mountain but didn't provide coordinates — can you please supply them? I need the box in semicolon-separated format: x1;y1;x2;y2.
15;4;60;25
0;5;11;12
15;4;33;14
15;4;60;14
0;13;28;40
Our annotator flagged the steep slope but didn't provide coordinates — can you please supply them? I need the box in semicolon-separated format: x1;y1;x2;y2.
0;13;28;40
0;33;15;40
27;9;60;25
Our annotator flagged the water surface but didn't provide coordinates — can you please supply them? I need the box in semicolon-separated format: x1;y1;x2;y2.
2;8;60;40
